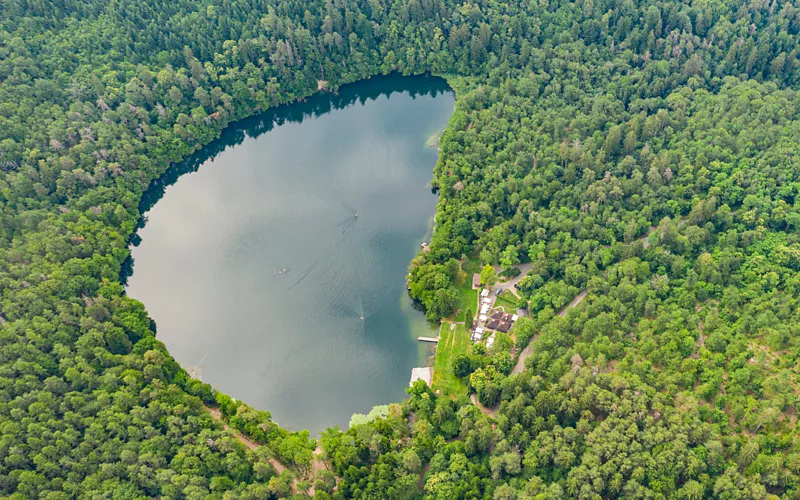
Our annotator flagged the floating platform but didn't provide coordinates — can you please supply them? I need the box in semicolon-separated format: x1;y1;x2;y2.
417;336;439;343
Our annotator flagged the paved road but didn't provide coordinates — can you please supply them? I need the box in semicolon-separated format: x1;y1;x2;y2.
508;219;682;376
507;217;696;379
510;289;588;375
491;263;533;297
559;289;588;317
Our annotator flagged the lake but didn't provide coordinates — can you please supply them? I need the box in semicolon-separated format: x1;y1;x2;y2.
126;75;454;434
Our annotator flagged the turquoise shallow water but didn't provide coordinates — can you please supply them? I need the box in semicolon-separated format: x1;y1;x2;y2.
126;75;454;434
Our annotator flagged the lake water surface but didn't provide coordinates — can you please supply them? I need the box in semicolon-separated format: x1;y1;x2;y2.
126;75;454;434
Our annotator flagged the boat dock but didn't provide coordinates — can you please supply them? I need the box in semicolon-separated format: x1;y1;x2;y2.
417;336;439;343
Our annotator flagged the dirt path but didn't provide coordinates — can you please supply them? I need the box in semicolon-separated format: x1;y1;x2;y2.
470;393;497;417
306;444;330;496
310;444;328;475
207;407;260;450
205;406;287;475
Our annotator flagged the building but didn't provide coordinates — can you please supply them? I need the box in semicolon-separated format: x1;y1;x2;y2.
472;273;481;289
481;289;490;298
511;314;519;322
491;311;503;320
487;319;500;330
502;313;513;322
497;321;511;333
486;334;495;348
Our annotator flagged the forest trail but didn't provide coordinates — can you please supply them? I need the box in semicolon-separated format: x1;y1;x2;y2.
204;406;333;495
310;444;328;475
307;444;331;496
470;393;498;417
204;406;287;476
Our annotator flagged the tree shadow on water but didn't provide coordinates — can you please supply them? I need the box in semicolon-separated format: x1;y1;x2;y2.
120;73;452;285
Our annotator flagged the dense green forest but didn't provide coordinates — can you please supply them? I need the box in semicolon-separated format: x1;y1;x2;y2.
2;0;800;497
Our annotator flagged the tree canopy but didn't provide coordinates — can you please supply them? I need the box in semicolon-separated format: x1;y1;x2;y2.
2;0;800;497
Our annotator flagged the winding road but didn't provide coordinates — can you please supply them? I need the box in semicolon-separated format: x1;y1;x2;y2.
510;289;588;375
508;220;678;376
491;263;533;297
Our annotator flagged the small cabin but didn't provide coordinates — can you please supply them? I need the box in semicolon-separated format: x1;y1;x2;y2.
472;273;481;289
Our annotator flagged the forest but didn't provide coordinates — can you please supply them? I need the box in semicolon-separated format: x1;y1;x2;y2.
1;0;800;497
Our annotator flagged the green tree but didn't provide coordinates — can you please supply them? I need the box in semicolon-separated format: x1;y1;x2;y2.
480;264;498;287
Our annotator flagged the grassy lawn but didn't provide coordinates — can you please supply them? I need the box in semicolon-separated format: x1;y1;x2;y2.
432;323;469;397
453;261;480;322
455;282;477;322
494;290;520;312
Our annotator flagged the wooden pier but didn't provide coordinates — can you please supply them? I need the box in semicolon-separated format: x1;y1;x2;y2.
417;336;439;343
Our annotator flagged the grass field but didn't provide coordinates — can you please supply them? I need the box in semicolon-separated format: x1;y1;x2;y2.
494;290;520;312
455;281;478;322
432;323;469;397
453;261;480;322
